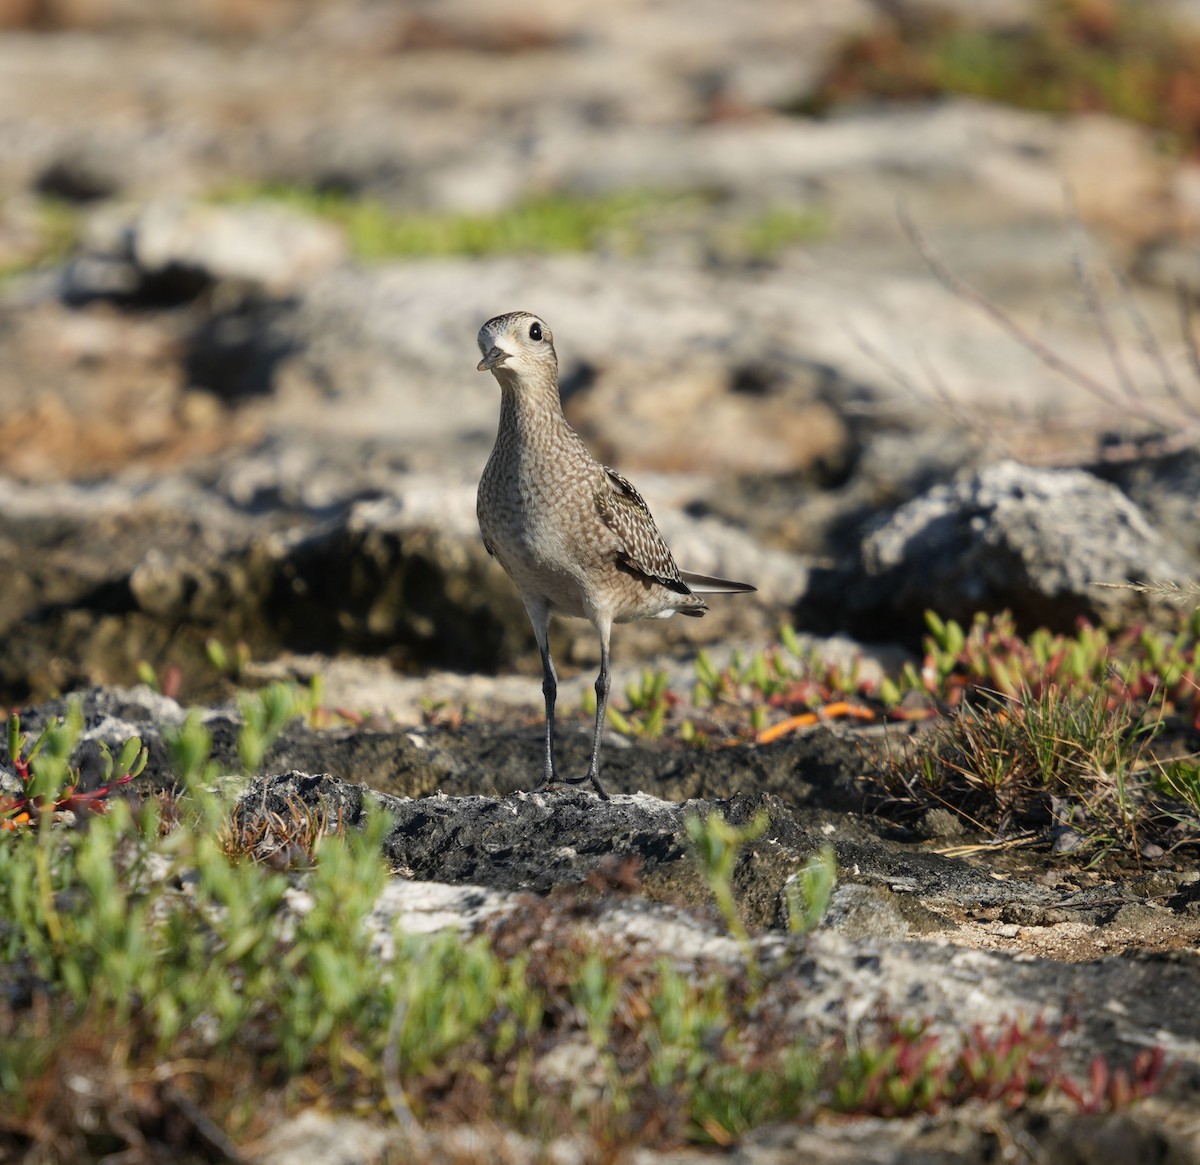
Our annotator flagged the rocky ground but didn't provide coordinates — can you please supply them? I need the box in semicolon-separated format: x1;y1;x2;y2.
4;0;1200;1161
5;683;1200;1162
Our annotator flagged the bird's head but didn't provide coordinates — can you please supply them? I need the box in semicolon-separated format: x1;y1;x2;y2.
477;311;557;381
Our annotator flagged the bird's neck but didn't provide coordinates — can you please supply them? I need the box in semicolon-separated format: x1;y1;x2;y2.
496;372;571;442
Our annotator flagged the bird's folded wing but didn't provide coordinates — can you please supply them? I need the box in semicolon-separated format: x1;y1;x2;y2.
596;467;691;595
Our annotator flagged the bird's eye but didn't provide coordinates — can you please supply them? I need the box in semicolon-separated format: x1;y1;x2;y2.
529;322;542;341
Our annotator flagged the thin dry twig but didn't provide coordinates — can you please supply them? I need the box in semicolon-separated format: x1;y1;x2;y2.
844;319;930;401
1179;280;1200;386
900;206;1199;436
1066;190;1139;407
845;320;1015;456
914;339;1020;460
1111;259;1189;412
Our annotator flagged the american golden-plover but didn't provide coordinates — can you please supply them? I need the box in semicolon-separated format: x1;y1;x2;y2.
475;310;756;798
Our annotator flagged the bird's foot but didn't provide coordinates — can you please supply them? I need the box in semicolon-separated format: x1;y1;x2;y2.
531;769;560;794
563;772;610;800
530;770;610;799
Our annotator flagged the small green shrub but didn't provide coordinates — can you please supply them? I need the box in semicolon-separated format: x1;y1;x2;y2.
685;809;772;965
785;846;837;936
595;667;673;738
236;680;303;775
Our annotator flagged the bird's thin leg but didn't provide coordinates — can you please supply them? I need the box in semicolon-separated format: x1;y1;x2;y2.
537;641;559;788
577;617;612;800
527;602;559;789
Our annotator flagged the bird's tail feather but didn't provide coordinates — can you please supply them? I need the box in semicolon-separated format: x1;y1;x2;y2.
680;570;756;595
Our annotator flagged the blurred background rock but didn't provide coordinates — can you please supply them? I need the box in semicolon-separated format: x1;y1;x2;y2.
3;0;1200;705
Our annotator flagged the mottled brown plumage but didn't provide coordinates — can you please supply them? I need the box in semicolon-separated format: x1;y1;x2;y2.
475;310;755;797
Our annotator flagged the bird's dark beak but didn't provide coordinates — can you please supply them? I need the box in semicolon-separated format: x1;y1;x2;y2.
477;346;509;371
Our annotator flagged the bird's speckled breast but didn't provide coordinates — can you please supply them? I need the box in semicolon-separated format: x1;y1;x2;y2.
476;372;711;623
478;402;611;617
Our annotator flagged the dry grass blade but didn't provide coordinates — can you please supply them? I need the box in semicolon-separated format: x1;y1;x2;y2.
935;833;1038;858
1092;579;1200;602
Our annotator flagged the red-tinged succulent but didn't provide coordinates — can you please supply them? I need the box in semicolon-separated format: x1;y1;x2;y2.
3;709;147;827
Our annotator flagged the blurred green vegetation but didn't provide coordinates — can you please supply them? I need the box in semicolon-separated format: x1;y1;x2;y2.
800;0;1200;150
0;187;829;282
0;197;81;281
740;206;831;262
224;184;828;263
223;185;697;260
